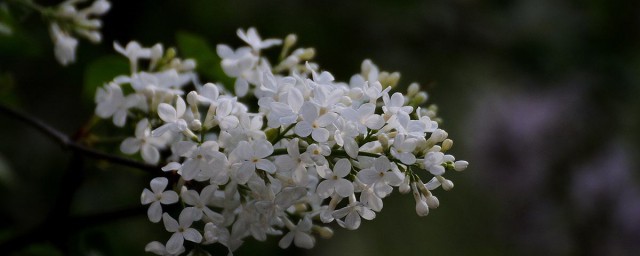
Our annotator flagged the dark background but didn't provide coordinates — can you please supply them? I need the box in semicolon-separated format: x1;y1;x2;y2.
1;0;640;255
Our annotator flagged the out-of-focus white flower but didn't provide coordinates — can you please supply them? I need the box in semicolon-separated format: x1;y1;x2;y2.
95;83;144;127
237;27;282;52
120;119;168;164
44;0;111;65
278;217;315;249
49;23;78;66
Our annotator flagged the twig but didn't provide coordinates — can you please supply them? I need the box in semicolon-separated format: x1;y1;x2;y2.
0;104;162;174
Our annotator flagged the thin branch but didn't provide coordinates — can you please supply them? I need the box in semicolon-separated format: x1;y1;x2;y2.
70;205;147;230
0;103;162;174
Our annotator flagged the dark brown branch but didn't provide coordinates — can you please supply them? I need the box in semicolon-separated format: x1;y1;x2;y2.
0;103;162;174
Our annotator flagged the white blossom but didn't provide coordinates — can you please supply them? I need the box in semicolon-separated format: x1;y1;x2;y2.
163;208;203;254
90;27;468;254
141;177;179;223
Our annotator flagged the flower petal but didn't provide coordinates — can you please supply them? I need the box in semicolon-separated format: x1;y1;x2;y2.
150;177;168;193
141;144;160;164
162;213;179;232
165;232;184;254
294;232;315;249
161;191;179;204
294;122;312;137
148;201;162;223
278;232;294;249
157;103;177;122
256;159;276;174
333;158;351;177
311;128;330;143
183;228;203;243
335;179;354;198
120;138;141;154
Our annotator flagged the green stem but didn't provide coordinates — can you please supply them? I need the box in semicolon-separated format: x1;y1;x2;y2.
270;124;295;145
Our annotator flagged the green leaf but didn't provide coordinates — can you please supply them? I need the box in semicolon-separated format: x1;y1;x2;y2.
83;55;129;101
175;31;233;90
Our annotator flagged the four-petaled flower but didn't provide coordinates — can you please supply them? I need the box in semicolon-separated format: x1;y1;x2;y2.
141;177;179;223
162;208;203;254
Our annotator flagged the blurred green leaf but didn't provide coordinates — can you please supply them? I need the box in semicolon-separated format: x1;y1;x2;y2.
0;72;18;106
83;55;129;102
175;31;233;90
22;243;64;256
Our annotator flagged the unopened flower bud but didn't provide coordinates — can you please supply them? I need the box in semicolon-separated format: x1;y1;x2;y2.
284;34;297;48
88;0;111;15
385;72;400;88
299;48;315;60
443;154;455;162
165;47;177;60
187;91;199;106
189;119;202;131
399;176;411;194
430;129;448;143
378;134;389;149
74;28;101;43
454;160;468;171
313;226;334;239
441;139;453;152
426;195;439;209
441;179;454;191
407;82;420;96
415;199;429;216
411;182;429;216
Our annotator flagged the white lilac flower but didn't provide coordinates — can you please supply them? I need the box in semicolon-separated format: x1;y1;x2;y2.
359;186;383;212
333;117;360;158
332;196;376;230
141;177;179;223
316;158;354;198
423;151;445;176
216;44;258;97
356;156;403;198
294;102;337;143
173;141;220;181
278;217;315;249
382;92;413;121
255;187;307;222
208;98;240;131
274;139;313;185
181;185;224;224
97;27;468;254
237;27;282;52
114;41;152;73
229;139;276;184
203;222;231;247
152;96;194;137
162;209;203;254
340;102;385;135
305;143;331;166
120;118;167;164
266;87;305;128
95;83;144;127
390;134;417;165
49;23;78;66
45;0;111;65
145;241;185;256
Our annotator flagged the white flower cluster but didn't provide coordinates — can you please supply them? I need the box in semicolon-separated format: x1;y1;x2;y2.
95;28;468;255
47;0;111;65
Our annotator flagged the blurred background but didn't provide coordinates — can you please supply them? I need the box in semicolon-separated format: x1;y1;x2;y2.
2;0;640;255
